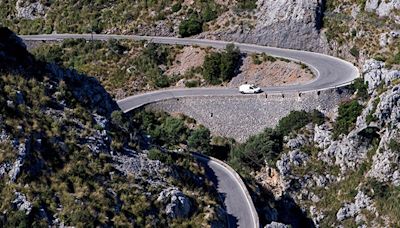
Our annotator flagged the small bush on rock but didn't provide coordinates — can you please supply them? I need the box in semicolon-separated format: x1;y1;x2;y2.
333;100;363;139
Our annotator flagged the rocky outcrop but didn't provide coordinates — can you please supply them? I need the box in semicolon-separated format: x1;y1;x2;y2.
336;191;375;222
318;131;371;173
113;149;169;186
201;0;327;52
276;149;309;177
256;166;286;200
16;0;46;20
286;134;309;150
157;187;192;219
9;139;30;182
265;221;290;228
313;123;333;149
363;59;400;91
365;0;400;17
12;192;32;215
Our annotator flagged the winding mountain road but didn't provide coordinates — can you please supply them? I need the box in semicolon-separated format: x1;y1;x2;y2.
21;34;360;228
21;34;359;112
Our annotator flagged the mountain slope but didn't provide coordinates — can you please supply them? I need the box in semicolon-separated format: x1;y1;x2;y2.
0;27;224;227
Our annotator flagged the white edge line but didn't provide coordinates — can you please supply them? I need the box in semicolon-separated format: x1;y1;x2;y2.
194;154;259;228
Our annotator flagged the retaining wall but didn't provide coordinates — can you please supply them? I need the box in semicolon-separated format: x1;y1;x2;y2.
145;88;352;142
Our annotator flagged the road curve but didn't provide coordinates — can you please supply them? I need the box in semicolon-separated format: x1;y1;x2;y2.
192;152;259;228
21;34;360;112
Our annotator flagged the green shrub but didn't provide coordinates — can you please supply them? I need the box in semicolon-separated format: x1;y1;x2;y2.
143;115;188;146
188;126;211;154
229;128;282;170
251;54;262;65
310;109;326;125
107;39;127;55
333;100;363;138
236;0;257;10
185;80;200;88
147;148;173;164
202;5;218;22
172;2;182;13
388;139;400;152
392;51;400;64
203;52;222;85
220;44;241;81
276;110;312;136
350;46;360;58
202;44;241;84
351;78;369;100
111;111;125;129
178;13;203;37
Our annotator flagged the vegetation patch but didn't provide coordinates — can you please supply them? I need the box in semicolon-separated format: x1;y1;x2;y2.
202;44;241;85
33;39;180;98
333;100;363;139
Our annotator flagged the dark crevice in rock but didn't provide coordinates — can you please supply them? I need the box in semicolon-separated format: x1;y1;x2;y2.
315;0;326;31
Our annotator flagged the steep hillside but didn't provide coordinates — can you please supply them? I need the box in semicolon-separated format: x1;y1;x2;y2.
261;62;400;227
323;0;400;64
0;0;228;35
1;0;326;51
0;28;224;227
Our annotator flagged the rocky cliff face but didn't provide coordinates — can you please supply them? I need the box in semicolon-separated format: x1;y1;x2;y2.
200;0;327;52
257;59;400;227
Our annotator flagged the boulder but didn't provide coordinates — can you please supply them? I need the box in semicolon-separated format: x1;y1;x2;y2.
287;135;308;150
12;192;32;215
157;187;192;219
314;123;332;149
336;191;374;221
16;0;46;20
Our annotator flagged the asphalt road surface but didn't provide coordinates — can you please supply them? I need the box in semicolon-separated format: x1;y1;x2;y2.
193;153;259;228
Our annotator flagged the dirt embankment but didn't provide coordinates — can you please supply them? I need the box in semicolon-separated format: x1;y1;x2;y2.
229;56;314;87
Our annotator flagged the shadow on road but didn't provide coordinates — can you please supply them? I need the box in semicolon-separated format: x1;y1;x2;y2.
195;157;239;228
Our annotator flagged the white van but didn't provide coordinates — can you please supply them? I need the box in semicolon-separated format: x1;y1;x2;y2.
239;84;262;94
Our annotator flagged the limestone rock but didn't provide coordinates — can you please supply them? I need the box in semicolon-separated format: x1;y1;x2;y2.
157;187;192;219
12;192;32;215
379;33;389;47
256;166;286;200
336;191;374;221
314;123;332;149
265;221;290;228
16;0;46;20
310;205;325;225
287;135;308;150
276;150;309;177
365;0;400;17
9;140;30;182
201;0;327;52
375;86;400;125
363;60;400;91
